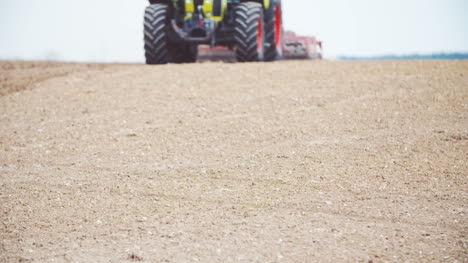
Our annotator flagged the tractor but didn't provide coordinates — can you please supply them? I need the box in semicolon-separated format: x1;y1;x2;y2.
144;0;283;64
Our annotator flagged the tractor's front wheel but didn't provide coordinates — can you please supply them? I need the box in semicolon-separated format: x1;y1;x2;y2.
144;4;198;64
144;4;171;64
234;2;265;62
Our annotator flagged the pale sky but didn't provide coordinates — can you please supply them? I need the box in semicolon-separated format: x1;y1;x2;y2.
0;0;467;62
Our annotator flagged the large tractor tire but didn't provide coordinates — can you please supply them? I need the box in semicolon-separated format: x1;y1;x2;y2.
144;4;198;64
264;0;283;61
234;2;265;62
144;4;170;64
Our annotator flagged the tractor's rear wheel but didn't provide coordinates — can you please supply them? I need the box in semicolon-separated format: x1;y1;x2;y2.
234;2;265;62
264;0;283;61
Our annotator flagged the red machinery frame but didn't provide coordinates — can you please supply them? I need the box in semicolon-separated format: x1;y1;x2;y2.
283;34;323;59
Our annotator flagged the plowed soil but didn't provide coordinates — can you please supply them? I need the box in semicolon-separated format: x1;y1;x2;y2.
1;60;467;262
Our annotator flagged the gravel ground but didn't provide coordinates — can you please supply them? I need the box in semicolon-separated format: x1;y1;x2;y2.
0;60;467;262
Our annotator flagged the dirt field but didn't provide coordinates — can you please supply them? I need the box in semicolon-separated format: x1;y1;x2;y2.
0;60;467;262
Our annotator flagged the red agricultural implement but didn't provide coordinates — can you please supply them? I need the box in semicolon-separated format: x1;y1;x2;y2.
283;32;323;59
198;31;323;61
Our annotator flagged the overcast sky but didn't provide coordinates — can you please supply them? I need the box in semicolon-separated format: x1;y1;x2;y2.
0;0;467;62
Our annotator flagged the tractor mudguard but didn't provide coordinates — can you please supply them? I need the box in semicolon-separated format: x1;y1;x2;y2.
174;0;268;20
177;0;227;21
172;0;195;19
203;0;227;22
